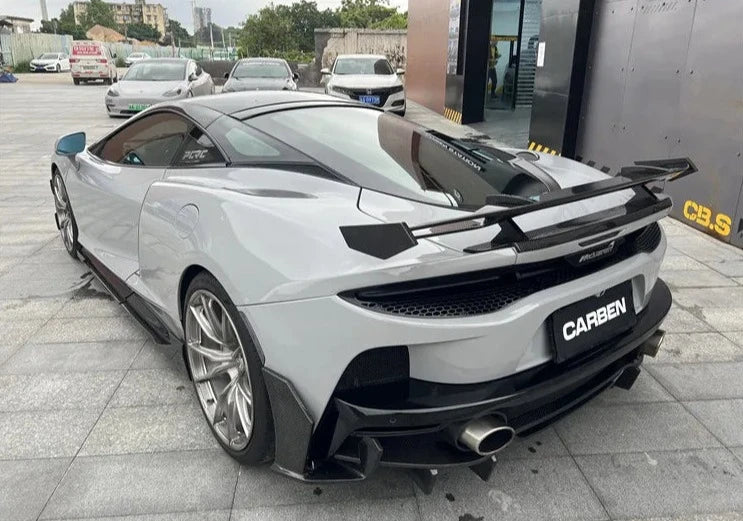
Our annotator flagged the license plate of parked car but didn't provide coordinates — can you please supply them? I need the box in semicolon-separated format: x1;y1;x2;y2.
128;104;150;112
550;280;636;362
359;95;380;105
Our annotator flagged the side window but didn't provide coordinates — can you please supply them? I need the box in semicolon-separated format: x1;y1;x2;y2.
98;112;190;167
174;128;224;166
207;115;309;163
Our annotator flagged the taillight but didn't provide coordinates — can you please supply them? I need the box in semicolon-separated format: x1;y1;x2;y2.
97;58;108;64
69;58;78;63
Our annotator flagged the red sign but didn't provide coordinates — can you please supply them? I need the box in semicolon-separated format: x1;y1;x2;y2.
72;44;102;56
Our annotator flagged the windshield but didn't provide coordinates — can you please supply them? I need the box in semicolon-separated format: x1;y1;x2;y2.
124;62;186;81
39;53;59;60
248;107;532;209
233;61;289;79
334;57;393;75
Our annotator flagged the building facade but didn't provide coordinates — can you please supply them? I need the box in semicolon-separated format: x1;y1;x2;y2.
407;0;743;247
192;6;212;35
0;15;33;34
73;0;168;38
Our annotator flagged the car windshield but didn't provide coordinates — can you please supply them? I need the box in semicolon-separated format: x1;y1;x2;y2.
334;57;393;75
124;62;186;81
39;53;59;60
233;62;288;79
248;107;530;210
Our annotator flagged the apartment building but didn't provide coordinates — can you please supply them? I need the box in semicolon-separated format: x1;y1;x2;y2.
73;0;168;38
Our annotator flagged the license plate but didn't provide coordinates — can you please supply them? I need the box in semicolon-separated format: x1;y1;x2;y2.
83;66;97;70
550;281;636;362
359;95;380;105
128;104;150;112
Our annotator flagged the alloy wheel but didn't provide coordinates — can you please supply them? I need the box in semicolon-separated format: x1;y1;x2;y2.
52;175;75;253
185;290;254;450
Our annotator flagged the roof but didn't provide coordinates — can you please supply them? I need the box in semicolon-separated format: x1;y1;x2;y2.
335;54;388;60
237;57;288;63
0;15;34;23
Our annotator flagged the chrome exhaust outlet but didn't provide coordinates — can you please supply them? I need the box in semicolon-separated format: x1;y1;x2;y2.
642;329;666;358
455;416;516;456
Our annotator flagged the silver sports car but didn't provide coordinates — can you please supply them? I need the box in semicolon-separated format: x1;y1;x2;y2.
105;58;214;117
50;92;694;491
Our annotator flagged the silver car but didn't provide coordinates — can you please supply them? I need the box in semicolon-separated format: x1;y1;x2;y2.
105;58;215;117
323;54;406;115
222;58;299;93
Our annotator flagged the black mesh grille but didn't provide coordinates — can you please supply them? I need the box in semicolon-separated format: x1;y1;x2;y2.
341;223;662;318
335;346;409;392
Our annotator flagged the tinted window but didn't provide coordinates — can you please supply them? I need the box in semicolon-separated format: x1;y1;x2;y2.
232;61;289;79
334;57;393;75
99;112;190;167
207;116;308;163
39;53;59;59
249;107;532;209
174;128;224;166
124;61;186;81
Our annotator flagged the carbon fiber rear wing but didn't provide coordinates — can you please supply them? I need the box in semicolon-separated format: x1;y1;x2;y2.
340;158;697;259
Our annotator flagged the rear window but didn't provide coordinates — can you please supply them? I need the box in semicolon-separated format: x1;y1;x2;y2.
233;61;289;79
72;43;103;56
124;62;186;81
248;107;529;209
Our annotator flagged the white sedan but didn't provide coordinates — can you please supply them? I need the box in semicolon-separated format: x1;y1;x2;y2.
29;52;71;73
125;52;150;67
323;54;406;115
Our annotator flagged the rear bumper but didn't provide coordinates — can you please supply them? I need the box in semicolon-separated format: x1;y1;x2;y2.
262;278;671;482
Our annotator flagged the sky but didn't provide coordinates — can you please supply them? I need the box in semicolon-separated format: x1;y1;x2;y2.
2;0;409;33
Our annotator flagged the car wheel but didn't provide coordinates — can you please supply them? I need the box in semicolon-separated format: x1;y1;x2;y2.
187;90;193;98
183;273;274;464
73;78;80;85
52;171;80;259
104;77;112;86
56;64;60;73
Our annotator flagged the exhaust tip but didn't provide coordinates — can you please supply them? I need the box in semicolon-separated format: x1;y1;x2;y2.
642;329;666;358
456;417;516;456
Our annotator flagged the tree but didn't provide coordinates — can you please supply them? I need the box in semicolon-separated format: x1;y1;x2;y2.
372;11;407;29
239;6;294;56
79;0;117;30
338;0;398;28
287;1;340;52
125;22;161;42
162;19;192;47
49;5;87;39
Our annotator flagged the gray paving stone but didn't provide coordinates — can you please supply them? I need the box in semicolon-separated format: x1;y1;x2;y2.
0;263;91;299
497;426;569;460
233;465;413;508
0;298;68;320
80;403;217;456
660;255;708;271
231;498;420;521
31;316;148;343
0;341;143;374
0;457;71;521
55;295;126;318
575;449;743;519
554;402;719;455
724;331;743;348
0;344;21;367
108;369;194;407
0;319;46;345
672;287;743;309
644;332;743;364
0;408;100;459
42;513;231;521
660;306;711;333
699;308;743;332
662;269;737;289
130;340;186;371
647;362;743;400
415;457;606;521
623;514;743;521
590;370;674;405
0;257;21;275
0;372;124;412
40;450;238;519
684;399;743;447
706;260;743;277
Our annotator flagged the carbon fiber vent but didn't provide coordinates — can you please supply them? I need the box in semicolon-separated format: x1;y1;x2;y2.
341;223;662;318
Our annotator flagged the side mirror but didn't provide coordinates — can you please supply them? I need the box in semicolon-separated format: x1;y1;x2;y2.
188;73;197;82
292;71;300;81
56;132;86;156
112;53;117;59
321;68;330;75
396;68;405;75
224;72;229;79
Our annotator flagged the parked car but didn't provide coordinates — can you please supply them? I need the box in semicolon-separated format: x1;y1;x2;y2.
29;52;70;73
124;52;150;67
323;54;406;115
50;91;696;490
70;41;117;85
104;58;215;117
222;57;299;93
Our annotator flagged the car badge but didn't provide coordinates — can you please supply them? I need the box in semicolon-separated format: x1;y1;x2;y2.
366;89;373;95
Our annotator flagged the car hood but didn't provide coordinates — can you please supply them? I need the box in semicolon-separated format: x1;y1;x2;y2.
116;80;185;97
357;151;637;252
330;74;401;89
31;59;57;65
225;77;290;91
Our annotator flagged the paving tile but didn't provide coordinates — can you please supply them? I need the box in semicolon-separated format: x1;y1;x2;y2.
699;308;743;332
644;332;743;364
233;465;413;508
554;402;719;455
0;458;71;521
660;306;711;333
724;331;743;348
55;294;126;318
647;362;743;400
31;316;148;343
0;319;46;345
0;371;124;412
0;298;68;320
0;263;91;299
623;514;743;521
0;408;100;459
660;255;708;271
130;340;186;371
662;269;736;289
0;343;22;367
672;287;743;309
40;450;239;519
706;260;743;278
497;426;569;460
589;370;674;405
684;399;743;447
80;403;217;456
415;457;606;521
231;498;420;521
575;449;743;519
41;513;231;521
108;369;194;407
0;340;143;374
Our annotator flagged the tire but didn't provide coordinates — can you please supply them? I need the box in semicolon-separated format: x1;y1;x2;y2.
51;171;81;260
55;64;60;73
104;77;112;86
73;78;80;85
183;272;274;464
187;90;193;98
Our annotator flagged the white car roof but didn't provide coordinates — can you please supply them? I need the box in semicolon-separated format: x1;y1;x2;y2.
335;54;388;60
